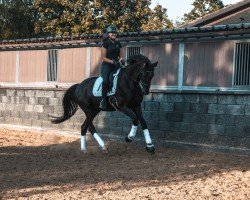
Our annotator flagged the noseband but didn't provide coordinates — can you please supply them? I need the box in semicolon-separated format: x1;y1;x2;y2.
137;69;151;87
125;59;153;88
128;68;153;88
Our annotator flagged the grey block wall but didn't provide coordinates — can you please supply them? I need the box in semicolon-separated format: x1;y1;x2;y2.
0;88;250;149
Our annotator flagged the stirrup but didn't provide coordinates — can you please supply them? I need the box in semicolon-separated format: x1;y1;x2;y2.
109;96;119;110
99;99;106;109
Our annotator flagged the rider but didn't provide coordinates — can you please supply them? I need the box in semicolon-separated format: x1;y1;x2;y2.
99;25;124;109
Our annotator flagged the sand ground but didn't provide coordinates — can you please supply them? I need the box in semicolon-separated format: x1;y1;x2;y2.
0;128;249;200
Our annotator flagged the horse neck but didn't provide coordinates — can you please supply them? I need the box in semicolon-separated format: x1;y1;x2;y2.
124;63;141;80
119;65;141;90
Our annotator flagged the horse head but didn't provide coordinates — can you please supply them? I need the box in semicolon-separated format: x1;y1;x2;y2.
127;54;158;95
140;60;158;95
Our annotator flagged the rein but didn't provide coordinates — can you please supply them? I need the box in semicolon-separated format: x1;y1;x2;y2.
123;68;150;87
123;56;153;88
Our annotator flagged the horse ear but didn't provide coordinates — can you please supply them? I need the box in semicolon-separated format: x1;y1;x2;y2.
151;61;158;68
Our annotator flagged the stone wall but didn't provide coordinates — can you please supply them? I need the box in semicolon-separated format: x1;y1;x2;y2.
0;87;250;151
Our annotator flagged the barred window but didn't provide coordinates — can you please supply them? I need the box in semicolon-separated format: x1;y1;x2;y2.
233;43;250;86
126;46;141;59
47;49;58;82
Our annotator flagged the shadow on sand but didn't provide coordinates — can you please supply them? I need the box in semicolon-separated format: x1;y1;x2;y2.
0;137;249;198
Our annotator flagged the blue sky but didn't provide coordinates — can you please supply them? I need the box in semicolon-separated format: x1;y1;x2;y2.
151;0;242;21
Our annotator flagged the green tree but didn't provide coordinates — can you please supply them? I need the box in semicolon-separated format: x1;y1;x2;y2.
93;0;152;33
182;0;224;23
0;0;37;39
142;4;173;31
35;0;172;36
0;0;173;38
34;0;97;36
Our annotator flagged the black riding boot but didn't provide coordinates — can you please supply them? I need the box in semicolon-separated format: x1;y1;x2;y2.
100;83;108;108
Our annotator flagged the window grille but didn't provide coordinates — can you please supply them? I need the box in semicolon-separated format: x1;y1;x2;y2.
233;43;250;86
126;46;141;59
47;49;58;82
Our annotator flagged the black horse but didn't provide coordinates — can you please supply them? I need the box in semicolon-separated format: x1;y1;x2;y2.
51;54;158;154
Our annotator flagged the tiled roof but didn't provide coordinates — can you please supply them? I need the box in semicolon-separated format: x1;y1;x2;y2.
0;23;250;50
180;0;250;28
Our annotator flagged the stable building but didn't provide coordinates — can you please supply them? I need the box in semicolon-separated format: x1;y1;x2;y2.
0;23;250;153
180;0;250;28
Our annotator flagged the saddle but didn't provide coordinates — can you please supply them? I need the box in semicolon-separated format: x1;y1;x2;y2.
92;69;121;97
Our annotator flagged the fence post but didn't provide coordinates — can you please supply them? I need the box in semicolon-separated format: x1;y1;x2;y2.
178;43;185;90
86;47;91;78
15;51;20;84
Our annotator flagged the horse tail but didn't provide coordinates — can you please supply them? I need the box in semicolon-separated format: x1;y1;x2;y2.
50;84;79;124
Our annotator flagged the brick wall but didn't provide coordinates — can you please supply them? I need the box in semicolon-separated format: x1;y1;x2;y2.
0;88;249;150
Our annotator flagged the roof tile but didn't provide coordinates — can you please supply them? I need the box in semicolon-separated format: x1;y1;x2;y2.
0;23;249;49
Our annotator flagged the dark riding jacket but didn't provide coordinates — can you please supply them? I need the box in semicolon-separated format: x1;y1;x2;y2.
102;38;122;62
101;38;122;98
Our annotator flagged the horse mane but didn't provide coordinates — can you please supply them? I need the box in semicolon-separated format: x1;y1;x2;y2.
124;54;150;76
127;54;150;66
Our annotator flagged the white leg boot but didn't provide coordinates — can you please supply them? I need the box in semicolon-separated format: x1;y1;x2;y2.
128;125;138;140
81;135;87;152
143;129;155;153
93;133;106;150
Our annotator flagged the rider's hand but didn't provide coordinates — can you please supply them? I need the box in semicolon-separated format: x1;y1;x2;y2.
120;59;125;66
113;60;121;68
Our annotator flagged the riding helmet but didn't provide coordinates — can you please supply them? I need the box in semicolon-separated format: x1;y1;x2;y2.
106;25;118;33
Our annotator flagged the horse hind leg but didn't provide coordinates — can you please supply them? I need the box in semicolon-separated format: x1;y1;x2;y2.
88;123;108;153
80;109;99;153
80;119;90;153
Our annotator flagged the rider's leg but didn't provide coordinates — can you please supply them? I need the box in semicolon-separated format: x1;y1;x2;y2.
100;62;113;109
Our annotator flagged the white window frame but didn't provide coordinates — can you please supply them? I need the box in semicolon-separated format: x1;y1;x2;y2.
126;45;142;60
232;40;250;88
46;49;59;82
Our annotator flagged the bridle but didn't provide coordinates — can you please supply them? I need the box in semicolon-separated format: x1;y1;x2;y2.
125;65;153;88
138;69;153;87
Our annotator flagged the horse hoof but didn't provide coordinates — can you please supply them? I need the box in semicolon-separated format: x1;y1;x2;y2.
102;147;109;154
125;136;132;143
81;149;87;154
102;149;109;154
146;145;155;154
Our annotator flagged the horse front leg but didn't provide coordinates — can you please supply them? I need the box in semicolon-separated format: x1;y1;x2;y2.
118;105;139;142
132;105;155;154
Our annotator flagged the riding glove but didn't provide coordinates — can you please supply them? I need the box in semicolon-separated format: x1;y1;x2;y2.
113;60;121;68
120;59;125;66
